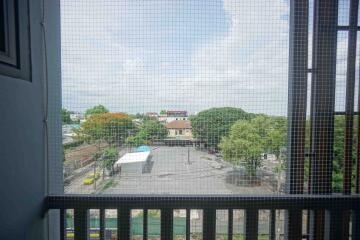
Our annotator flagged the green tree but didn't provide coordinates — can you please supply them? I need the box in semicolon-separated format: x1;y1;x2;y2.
135;113;144;119
190;107;254;149
248;115;287;158
81;112;134;145
160;110;167;115
126;131;148;146
61;108;72;124
301;116;357;192
252;115;287;190
219;120;263;177
249;115;272;139
85;105;109;118
266;117;287;159
332;115;357;192
126;120;168;146
102;147;119;174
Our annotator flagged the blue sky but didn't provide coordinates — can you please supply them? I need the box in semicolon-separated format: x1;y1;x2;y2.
60;0;305;116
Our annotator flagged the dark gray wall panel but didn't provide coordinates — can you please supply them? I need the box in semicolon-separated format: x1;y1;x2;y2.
0;0;47;239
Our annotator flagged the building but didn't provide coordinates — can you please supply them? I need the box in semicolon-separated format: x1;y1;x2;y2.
69;112;84;122
165;120;192;139
62;125;77;144
165;110;188;123
158;114;167;123
145;112;158;119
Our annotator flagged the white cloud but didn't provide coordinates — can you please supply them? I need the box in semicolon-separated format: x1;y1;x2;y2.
188;0;289;114
61;0;290;115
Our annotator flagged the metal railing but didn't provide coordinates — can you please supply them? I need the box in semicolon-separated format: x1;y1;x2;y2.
46;194;360;240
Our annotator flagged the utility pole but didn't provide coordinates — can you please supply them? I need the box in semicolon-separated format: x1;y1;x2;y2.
93;160;97;190
187;146;190;164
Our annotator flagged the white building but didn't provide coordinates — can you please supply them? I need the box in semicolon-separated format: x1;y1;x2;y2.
165;120;192;139
163;110;188;123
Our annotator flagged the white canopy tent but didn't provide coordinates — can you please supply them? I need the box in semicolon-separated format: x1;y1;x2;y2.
114;151;150;167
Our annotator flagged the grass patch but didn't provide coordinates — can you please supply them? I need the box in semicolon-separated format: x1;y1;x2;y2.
99;179;115;192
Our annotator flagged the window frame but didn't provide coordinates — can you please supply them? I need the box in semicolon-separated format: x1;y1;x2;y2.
0;0;31;81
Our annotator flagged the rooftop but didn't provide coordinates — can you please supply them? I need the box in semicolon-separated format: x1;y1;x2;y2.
166;110;188;117
165;120;192;129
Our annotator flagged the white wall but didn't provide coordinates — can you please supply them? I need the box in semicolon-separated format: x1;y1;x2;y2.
167;128;193;138
166;116;188;123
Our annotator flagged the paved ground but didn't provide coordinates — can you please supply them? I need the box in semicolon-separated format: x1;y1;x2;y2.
64;162;101;194
104;146;273;194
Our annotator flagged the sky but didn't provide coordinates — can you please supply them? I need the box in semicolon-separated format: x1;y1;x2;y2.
60;0;354;116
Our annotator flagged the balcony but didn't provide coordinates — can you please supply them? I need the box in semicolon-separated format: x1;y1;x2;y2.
2;0;360;240
46;194;360;240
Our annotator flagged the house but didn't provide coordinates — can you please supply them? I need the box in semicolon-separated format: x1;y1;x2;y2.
158;114;167;123
165;110;188;123
145;112;158;119
165;120;192;139
69;112;84;122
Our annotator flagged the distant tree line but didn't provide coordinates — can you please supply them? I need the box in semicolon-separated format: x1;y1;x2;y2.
61;108;72;124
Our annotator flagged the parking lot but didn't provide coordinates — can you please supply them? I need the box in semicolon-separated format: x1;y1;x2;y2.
104;146;273;194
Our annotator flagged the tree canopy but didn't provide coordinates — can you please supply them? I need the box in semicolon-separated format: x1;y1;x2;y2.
219;119;264;176
219;115;287;177
301;115;357;192
126;120;168;146
323;116;356;192
85;105;109;118
61;108;72;124
190;107;254;148
101;147;119;172
81;112;134;144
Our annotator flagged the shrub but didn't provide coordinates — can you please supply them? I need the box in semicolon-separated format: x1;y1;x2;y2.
87;172;100;180
63;139;85;150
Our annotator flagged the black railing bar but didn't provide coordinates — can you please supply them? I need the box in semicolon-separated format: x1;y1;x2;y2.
118;208;130;240
74;208;88;240
203;208;216;240
186;209;190;240
46;194;360;210
245;209;258;240
228;209;233;240
269;209;276;240
302;233;310;239
337;25;360;30
60;209;65;240
160;208;173;240
343;9;358;240
352;210;360;239
304;152;314;157
334;111;359;115
143;209;148;240
100;209;105;240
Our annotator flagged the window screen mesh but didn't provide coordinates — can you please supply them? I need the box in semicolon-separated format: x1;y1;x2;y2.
59;0;360;197
56;0;360;239
61;0;290;196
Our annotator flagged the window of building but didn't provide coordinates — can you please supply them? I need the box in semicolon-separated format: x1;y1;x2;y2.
59;0;357;200
0;0;6;52
44;1;360;239
0;0;31;81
